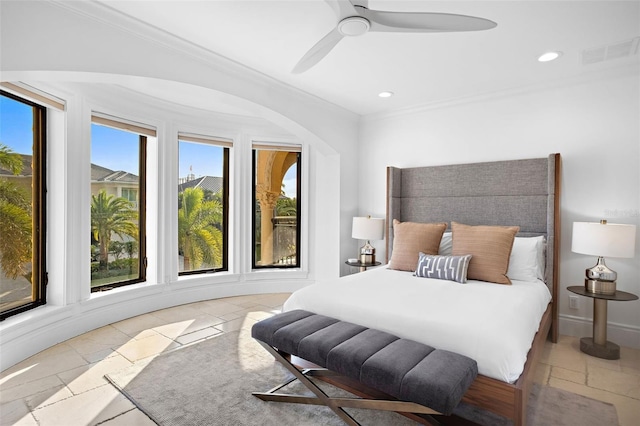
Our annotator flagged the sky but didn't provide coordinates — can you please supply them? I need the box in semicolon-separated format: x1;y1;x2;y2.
281;167;297;198
1;93;297;197
178;140;222;179
91;124;142;174
0;93;33;155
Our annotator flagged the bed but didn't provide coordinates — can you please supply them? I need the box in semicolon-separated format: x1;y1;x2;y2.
283;154;561;425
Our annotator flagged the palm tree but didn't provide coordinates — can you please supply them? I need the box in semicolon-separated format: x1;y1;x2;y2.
0;144;32;279
178;187;223;270
91;190;138;269
276;197;297;216
0;143;24;175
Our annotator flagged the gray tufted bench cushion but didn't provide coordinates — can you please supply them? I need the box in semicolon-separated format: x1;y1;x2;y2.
252;309;478;416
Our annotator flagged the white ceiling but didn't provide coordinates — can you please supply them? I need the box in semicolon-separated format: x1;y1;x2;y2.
97;0;640;116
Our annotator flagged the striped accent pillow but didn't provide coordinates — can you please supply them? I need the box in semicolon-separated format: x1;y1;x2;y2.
415;253;473;283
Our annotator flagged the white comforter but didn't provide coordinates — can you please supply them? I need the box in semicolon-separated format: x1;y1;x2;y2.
283;266;551;383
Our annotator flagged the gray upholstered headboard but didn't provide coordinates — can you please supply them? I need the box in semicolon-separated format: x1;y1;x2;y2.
386;154;560;335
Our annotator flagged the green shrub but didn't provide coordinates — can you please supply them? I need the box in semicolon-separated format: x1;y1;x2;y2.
109;258;138;271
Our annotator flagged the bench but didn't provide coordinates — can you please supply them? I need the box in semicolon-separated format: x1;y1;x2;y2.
251;309;478;426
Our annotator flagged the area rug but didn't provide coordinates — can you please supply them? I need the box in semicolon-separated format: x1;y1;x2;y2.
106;328;618;425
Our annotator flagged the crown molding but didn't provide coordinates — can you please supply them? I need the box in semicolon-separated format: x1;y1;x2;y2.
361;61;640;123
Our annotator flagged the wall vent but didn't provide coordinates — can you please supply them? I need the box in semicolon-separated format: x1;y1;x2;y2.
581;37;639;65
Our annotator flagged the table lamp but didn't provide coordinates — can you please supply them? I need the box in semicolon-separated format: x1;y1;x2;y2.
352;216;385;264
571;220;636;294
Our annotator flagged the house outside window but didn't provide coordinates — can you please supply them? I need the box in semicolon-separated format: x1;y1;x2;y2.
90;115;151;291
177;134;230;275
0;91;47;320
252;143;301;269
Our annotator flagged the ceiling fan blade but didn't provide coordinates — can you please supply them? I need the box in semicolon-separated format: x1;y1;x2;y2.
324;0;358;19
360;8;497;33
292;27;344;74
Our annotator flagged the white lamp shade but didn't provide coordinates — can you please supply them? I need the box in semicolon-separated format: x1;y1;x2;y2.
352;217;385;241
572;222;636;258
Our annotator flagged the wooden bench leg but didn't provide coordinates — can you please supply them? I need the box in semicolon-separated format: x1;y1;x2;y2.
253;341;444;426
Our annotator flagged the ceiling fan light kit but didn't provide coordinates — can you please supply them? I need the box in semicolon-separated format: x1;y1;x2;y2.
338;16;370;36
292;0;497;74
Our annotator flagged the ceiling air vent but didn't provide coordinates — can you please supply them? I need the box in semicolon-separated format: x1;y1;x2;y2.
581;37;639;65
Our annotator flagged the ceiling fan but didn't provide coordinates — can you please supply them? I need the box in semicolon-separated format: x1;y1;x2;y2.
292;0;497;74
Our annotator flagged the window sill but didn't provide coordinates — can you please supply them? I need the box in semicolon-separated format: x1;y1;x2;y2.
176;271;240;288
87;280;158;303
244;268;308;282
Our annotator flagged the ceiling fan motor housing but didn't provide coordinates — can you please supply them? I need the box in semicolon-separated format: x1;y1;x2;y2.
338;16;370;36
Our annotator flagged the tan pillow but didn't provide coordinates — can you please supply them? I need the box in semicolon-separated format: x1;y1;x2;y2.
451;222;519;285
388;220;447;271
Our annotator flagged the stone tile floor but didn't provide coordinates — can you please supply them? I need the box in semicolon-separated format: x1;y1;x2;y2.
1;293;638;425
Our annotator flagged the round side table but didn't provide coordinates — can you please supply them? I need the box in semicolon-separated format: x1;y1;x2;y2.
345;260;381;273
567;286;638;360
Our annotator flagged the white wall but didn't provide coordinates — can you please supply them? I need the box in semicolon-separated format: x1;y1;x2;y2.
359;67;640;348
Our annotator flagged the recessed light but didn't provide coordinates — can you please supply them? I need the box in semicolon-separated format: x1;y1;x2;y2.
378;91;394;98
538;51;562;62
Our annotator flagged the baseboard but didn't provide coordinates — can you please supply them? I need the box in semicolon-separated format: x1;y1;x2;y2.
559;314;640;349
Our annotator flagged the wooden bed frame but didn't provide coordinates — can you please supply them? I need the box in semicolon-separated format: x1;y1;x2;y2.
284;154;561;425
384;154;561;426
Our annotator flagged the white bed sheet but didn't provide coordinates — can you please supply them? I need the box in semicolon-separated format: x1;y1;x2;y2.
283;266;551;383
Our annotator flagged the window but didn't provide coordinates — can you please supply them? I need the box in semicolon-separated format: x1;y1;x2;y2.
252;144;301;268
177;134;230;275
0;91;47;320
90;115;151;291
121;188;138;207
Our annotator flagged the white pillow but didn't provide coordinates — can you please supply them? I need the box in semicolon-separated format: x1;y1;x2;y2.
439;232;453;256
507;236;546;282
